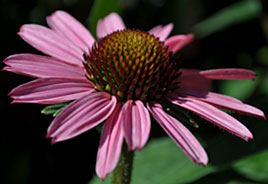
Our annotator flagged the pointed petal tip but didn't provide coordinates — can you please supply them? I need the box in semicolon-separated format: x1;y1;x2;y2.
46;133;51;138
2;66;8;71
51;138;57;145
137;146;143;151
49;10;59;17
256;111;266;120
195;158;208;167
166;22;174;31
188;33;194;40
3;57;8;63
258;111;266;120
108;12;119;17
201;162;207;167
246;133;254;141
98;173;107;181
193;150;208;166
18;24;28;34
19;25;26;32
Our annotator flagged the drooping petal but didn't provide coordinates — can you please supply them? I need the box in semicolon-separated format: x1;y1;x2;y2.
165;34;194;53
96;12;126;39
149;23;174;41
18;24;84;67
3;54;86;79
200;68;256;80
179;69;212;91
147;102;208;166
176;88;266;119
46;10;95;53
10;78;94;104
122;100;151;150
47;92;117;142
170;96;253;141
96;104;124;180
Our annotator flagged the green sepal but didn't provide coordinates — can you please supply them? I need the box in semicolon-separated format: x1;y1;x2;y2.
41;102;70;117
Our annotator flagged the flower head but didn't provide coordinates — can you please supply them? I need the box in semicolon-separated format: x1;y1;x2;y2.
3;11;265;180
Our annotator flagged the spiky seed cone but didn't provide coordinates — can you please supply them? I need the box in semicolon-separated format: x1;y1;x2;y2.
84;29;180;102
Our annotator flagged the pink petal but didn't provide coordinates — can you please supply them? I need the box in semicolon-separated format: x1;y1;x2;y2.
3;54;86;79
179;69;212;91
169;96;253;141
96;12;126;39
200;69;256;80
47;92;117;142
149;23;174;41
47;11;95;53
18;24;84;67
176;88;266;119
96;104;124;180
165;34;194;53
147;102;208;166
10;78;94;104
122;100;151;151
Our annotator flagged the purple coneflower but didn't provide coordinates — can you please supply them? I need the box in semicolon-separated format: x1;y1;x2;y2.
3;11;265;180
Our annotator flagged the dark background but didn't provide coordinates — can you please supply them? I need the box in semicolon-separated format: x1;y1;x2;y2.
1;0;267;183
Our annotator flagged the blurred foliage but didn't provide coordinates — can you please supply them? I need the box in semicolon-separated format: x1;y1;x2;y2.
88;0;121;37
219;68;268;100
233;149;268;182
193;0;262;38
1;0;268;184
91;138;216;184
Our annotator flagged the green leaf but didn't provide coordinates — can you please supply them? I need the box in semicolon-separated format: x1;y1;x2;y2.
88;0;121;37
218;69;260;100
226;181;257;184
233;149;268;182
193;0;261;38
90;137;215;184
218;79;257;101
41;102;70;117
256;46;268;65
218;68;268;100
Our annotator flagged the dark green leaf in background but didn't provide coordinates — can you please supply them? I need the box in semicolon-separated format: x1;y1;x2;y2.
193;0;261;38
218;68;268;100
88;0;122;37
90;138;215;184
233;149;268;182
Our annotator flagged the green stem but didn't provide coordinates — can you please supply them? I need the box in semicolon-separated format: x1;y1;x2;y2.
111;143;134;184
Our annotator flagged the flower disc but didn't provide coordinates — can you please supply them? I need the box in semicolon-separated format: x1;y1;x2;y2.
84;29;180;102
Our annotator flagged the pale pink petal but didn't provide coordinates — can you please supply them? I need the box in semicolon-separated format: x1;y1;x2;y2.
3;54;86;79
97;13;126;38
165;34;194;53
96;104;124;180
147;102;208;165
47;11;95;53
122;100;151;150
10;78;94;104
200;69;256;80
179;69;212;91
149;23;174;41
47;92;117;142
176;88;266;119
169;96;253;141
18;24;84;67
136;101;151;150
